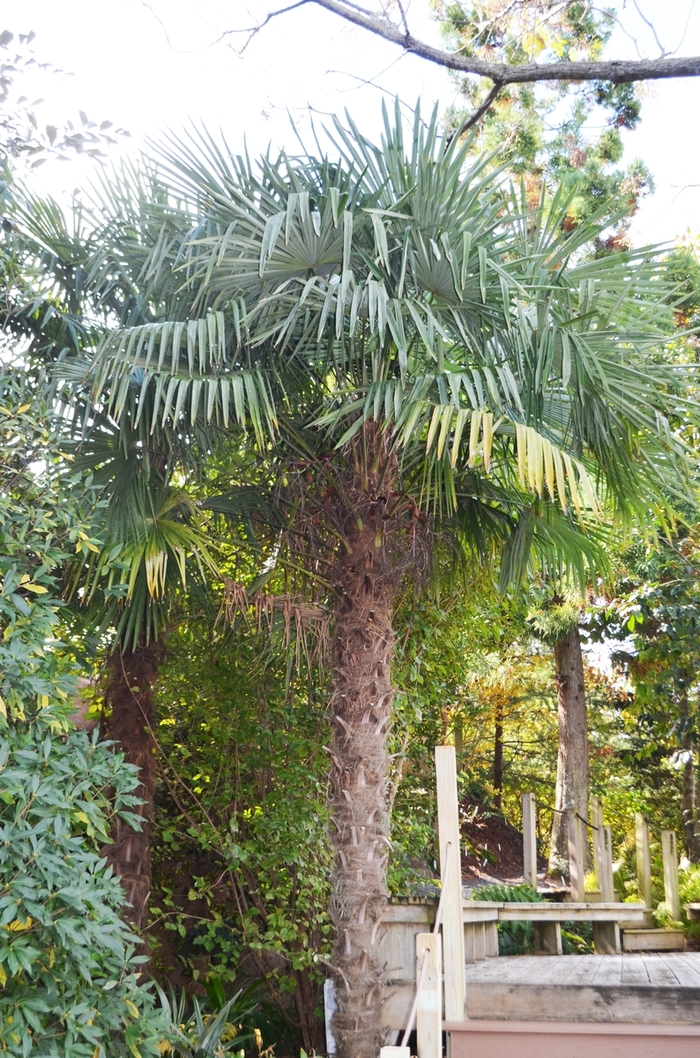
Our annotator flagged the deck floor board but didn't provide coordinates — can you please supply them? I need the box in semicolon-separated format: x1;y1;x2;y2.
464;951;700;989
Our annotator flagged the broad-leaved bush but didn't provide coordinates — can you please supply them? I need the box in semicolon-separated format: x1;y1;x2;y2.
0;373;170;1056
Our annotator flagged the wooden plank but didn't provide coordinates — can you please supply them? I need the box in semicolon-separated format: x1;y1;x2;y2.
641;952;681;986
460;982;700;1025
463;906;501;922
619;953;650;985
567;808;586;902
592;921;620;955
497;903;645;923
622;928;685;952
380;1048;410;1058
382;905;434;924
556;954;603;985
484;921;499;958
533;921;562;955
660;953;700;986
445;1021;700;1058
522;793;537;888
473;922;485;962
662;830;681;920
590;795;604;890
416;933;441;1058
590;953;622;986
435;746;466;1021
636;813;652;908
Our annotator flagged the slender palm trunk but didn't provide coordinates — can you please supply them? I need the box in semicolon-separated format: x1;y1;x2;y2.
328;432;402;1058
549;624;589;878
104;641;160;930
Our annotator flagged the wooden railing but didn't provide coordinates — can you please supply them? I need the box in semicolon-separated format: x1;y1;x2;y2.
377;745;687;1058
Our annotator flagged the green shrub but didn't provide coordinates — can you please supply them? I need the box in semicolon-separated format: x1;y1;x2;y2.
0;721;170;1056
0;376;170;1055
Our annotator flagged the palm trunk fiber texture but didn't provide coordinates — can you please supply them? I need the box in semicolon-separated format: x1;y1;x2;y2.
549;623;589;879
329;525;397;1058
104;643;160;930
327;435;408;1058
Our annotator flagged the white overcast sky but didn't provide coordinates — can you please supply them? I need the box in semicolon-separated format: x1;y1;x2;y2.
6;0;700;247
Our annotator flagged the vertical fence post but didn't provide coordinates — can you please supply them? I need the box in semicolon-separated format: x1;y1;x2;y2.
590;795;604;891
567;807;585;902
662;830;681;921
522;793;538;889
636;813;652;909
435;745;466;1022
323;979;337;1055
416;932;442;1058
600;825;615;903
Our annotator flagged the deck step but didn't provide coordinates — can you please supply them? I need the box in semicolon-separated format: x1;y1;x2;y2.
622;928;686;952
445;1020;700;1058
382;953;700;1030
461;953;700;1025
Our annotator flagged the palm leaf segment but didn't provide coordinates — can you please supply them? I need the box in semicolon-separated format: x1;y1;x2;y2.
83;103;691;542
65;416;218;650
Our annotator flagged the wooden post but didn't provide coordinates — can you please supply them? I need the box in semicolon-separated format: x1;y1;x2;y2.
593;829;621;953
533;922;563;955
416;932;442;1058
662;830;681;921
522;793;538;889
323;979;337;1055
590;795;604;890
567;807;585;902
454;718;463;763
636;813;652;909
600;825;615;903
435;745;466;1022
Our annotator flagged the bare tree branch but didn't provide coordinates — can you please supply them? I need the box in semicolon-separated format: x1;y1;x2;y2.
261;0;700;85
445;82;504;148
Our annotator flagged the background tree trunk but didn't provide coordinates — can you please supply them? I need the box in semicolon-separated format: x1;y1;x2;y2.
679;692;700;862
681;747;699;861
493;701;504;811
104;642;161;930
549;624;589;879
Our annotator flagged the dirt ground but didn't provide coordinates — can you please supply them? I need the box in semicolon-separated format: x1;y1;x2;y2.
460;800;551;887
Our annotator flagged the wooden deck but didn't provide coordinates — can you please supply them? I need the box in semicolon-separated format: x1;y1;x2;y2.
463;952;700;1023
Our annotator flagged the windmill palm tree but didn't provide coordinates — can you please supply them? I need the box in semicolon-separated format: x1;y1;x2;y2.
64;412;218;930
8;184;225;932
72;104;693;1058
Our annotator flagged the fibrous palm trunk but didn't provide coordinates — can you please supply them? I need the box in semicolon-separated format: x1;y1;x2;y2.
327;430;403;1058
104;642;160;930
549;624;589;878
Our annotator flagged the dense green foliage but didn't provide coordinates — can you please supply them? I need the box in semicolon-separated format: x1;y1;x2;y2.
0;378;170;1056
